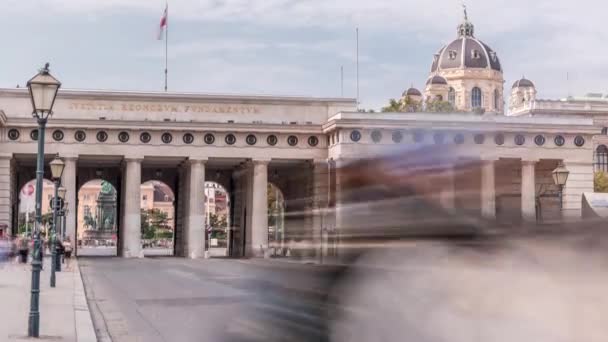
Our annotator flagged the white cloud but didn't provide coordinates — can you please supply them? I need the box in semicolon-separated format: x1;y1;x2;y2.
4;0;608;107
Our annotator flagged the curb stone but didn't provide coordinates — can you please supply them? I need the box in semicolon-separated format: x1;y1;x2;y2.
73;261;98;342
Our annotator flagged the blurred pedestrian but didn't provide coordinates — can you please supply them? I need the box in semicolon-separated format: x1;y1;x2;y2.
18;236;29;264
0;235;10;267
63;237;73;270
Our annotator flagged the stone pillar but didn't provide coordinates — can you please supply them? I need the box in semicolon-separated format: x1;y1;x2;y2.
561;161;594;220
312;159;329;262
480;159;496;219
61;157;77;244
122;157;142;258
185;158;206;259
521;160;537;223
249;159;269;257
333;158;347;260
440;165;456;209
0;153;13;236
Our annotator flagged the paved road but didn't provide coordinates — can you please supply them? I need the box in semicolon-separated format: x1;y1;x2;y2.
79;258;336;342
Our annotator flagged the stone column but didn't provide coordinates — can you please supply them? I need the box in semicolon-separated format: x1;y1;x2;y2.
185;158;206;259
333;158;347;260
480;159;496;219
61;157;77;243
0;153;13;236
122;157;142;258
440;165;456;209
521;160;537;223
249;159;269;257
312;159;329;263
561;161;594;220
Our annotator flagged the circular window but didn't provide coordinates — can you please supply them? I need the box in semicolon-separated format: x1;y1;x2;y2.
433;133;445;144
267;135;278;146
140;132;151;143
287;135;299;146
225;134;236;145
474;134;485;144
52;130;64;142
514;134;526;146
30;129;39;141
574;135;585;147
413;131;424;143
392;131;403;143
246;134;257;145
494;133;505;146
534;135;546;146
74;130;86;142
97;131;108;143
350;130;361;142
454;133;465;144
183;133;194;144
308;136;319;147
7;129;20;141
554;135;565;147
161;132;173;144
204;133;215;145
371;130;382;143
118;131;129;143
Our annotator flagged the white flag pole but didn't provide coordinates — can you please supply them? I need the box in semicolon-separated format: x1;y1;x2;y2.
164;1;169;92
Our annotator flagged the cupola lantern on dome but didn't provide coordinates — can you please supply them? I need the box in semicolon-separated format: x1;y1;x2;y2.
458;3;475;37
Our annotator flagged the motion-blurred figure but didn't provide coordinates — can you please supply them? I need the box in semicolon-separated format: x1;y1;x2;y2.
225;144;608;342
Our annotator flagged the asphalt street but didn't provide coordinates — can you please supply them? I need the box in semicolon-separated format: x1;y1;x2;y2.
79;257;337;342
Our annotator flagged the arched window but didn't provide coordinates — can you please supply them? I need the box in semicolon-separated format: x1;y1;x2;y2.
595;145;608;172
448;87;456;106
471;87;482;108
494;89;500;111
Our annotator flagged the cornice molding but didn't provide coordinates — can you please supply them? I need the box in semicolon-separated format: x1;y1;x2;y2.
323;112;599;135
0;88;356;107
4;117;324;134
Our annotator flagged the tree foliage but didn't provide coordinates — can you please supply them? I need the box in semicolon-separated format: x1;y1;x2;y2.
381;96;421;113
595;172;608;193
425;99;455;113
141;208;170;240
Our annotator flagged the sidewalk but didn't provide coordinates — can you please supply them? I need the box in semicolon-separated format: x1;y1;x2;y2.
0;257;97;342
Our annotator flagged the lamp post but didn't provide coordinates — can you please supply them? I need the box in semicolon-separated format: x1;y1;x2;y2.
552;162;570;213
27;63;61;338
49;155;65;287
55;186;66;272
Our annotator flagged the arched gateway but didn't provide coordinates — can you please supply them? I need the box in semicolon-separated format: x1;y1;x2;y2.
0;88;598;260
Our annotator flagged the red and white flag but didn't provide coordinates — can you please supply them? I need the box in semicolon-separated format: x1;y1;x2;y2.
157;3;168;40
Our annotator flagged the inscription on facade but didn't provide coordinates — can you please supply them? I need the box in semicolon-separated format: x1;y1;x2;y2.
68;102;260;114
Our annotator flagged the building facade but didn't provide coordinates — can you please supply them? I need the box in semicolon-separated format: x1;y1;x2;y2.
0;7;601;259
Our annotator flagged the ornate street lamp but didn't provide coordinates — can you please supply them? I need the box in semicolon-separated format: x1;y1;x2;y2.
27;63;61;338
50;155;65;287
552;162;570;211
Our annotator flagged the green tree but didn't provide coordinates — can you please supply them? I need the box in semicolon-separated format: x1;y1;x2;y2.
382;98;403;112
141;208;171;240
595;172;608;192
382;96;421;113
426;99;455;113
140;209;155;239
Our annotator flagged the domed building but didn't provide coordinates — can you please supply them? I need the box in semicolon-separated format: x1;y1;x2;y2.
401;86;423;104
424;7;504;113
509;77;537;113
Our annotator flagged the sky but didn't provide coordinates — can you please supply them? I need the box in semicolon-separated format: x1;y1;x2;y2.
2;0;607;110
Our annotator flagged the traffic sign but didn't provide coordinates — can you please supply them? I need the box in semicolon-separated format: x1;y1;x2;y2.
49;197;65;210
